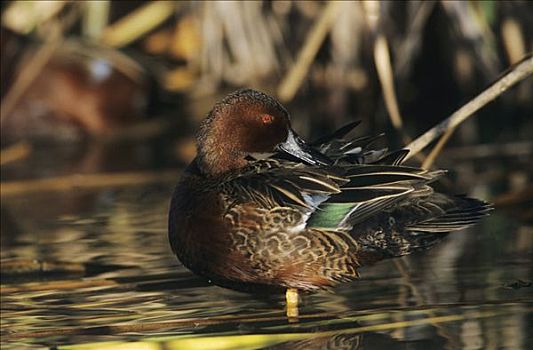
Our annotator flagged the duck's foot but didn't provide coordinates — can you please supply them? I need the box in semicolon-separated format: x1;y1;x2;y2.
286;288;299;322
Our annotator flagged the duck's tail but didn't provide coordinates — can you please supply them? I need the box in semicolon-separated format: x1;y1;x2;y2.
352;195;492;266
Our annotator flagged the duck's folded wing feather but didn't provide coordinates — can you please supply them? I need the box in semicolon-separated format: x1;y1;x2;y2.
310;121;412;165
220;159;346;209
307;165;446;229
221;160;446;231
310;121;362;147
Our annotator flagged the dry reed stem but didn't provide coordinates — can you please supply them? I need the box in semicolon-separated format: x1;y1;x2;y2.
82;0;110;40
372;26;428;164
0;142;32;166
374;35;403;130
0;170;180;197
0;3;80;124
277;1;341;102
501;19;527;65
0;26;63;124
101;1;176;47
1;1;67;34
421;127;454;169
405;54;533;161
373;34;427;164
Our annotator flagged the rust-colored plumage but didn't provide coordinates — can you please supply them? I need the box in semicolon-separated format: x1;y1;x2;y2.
168;89;491;297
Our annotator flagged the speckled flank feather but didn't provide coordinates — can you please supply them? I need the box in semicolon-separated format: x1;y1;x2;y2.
221;205;360;289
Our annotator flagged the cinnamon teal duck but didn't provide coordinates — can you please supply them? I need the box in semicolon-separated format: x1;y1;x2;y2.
168;89;491;318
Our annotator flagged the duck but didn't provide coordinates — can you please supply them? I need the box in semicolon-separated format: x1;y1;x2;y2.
2;42;147;142
168;88;491;318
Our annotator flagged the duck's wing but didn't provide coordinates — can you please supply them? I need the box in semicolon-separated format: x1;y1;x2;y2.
220;159;347;209
310;121;409;165
220;159;443;230
306;164;445;230
310;121;362;146
217;160;447;290
217;159;489;289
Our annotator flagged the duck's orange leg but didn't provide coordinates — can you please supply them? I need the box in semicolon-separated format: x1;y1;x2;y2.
286;288;299;321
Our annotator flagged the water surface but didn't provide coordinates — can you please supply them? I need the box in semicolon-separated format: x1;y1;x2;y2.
1;143;531;349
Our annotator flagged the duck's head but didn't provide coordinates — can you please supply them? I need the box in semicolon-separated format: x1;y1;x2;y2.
196;89;331;175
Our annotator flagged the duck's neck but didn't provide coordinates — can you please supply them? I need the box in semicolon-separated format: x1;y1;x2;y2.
196;113;248;176
197;144;247;176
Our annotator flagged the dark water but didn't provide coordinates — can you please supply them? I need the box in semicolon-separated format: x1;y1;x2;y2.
1;143;532;350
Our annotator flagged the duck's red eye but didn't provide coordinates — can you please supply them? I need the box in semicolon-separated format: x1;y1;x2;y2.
261;114;274;125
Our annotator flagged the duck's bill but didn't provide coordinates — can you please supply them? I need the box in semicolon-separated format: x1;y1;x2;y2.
277;130;333;166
